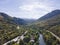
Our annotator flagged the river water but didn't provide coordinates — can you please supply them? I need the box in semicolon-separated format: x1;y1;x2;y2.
39;34;46;45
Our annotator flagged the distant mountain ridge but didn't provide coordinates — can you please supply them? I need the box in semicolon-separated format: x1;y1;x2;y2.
32;9;60;37
37;10;60;25
0;12;27;25
38;10;60;21
0;12;36;25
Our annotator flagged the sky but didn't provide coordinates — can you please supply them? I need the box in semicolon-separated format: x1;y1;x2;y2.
0;0;60;19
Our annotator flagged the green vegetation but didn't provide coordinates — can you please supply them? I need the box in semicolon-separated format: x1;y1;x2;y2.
49;24;60;37
42;30;60;45
0;20;26;45
0;10;60;45
6;29;39;45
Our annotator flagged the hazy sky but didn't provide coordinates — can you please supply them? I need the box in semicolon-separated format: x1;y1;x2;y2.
0;0;60;19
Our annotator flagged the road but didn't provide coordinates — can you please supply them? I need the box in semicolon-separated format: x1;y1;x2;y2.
3;31;28;45
47;30;60;42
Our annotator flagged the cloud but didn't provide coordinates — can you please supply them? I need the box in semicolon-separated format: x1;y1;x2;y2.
0;0;60;19
18;2;56;19
19;5;34;11
19;2;54;12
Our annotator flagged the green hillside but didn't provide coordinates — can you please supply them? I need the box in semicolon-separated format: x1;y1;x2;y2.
33;10;60;38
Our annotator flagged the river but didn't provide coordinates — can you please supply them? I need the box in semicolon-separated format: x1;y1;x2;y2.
39;34;46;45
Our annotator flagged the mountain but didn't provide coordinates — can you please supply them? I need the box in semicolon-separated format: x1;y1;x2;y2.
23;19;36;24
0;12;27;25
0;12;19;44
37;10;60;26
38;10;60;21
0;12;36;44
31;10;60;37
0;12;36;25
0;12;31;44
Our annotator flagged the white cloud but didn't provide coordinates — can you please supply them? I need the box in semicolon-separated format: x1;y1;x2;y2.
18;2;56;19
0;0;60;19
19;5;34;11
19;2;54;12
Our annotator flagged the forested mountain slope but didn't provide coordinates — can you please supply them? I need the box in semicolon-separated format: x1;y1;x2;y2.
31;10;60;37
0;12;27;44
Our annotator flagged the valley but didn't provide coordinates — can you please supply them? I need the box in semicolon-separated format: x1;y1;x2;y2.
0;10;60;45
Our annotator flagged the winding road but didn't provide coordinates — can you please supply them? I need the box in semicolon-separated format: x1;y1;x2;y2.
47;30;60;42
3;31;28;45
